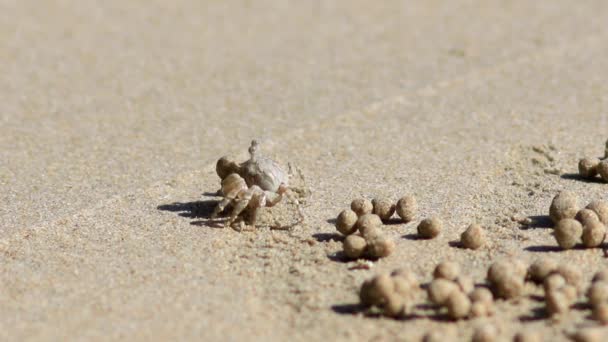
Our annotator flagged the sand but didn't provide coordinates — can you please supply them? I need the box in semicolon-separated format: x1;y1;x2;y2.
2;0;608;340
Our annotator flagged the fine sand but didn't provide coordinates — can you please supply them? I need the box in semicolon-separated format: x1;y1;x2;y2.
2;1;608;341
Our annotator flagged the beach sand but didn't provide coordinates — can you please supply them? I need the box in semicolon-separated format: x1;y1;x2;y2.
2;1;608;340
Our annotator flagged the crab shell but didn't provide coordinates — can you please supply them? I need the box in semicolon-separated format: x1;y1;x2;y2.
240;155;288;193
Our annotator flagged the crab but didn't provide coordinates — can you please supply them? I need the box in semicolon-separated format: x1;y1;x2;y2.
212;140;305;229
210;173;287;229
216;140;288;192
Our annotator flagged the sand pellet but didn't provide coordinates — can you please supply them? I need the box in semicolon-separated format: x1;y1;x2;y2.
460;223;485;249
528;258;558;283
336;209;358;235
417;218;442;239
587;281;608;305
342;235;367;259
372;198;395;221
587;200;608;225
396;195;417;223
487;260;525;299
576;209;600;226
427;278;458;305
579;157;600;179
544;273;566;293
598;161;608;182
549;191;579;224
470;301;490;318
366;236;395;258
546;289;570;316
445;290;471;319
356;214;382;239
351;198;373;216
433;261;460;281
582;220;606;248
456;276;474;295
554;219;582;249
470;288;494;305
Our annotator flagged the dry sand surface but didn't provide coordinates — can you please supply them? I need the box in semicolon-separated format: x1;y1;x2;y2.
2;0;608;341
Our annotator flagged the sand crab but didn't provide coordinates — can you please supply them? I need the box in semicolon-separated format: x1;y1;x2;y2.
210;173;287;228
216;140;288;192
212;140;304;229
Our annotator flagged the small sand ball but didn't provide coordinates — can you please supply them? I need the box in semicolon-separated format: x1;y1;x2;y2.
487;260;525;299
587;200;608;225
556;264;583;292
356;214;382;239
593;303;608;324
593;269;608;283
544;273;566;293
343;235;367;259
372;198;396;222
549;191;579;224
446;290;471;320
351;198;373;216
393;276;416;299
514;331;541;342
599;161;608;182
396;195;417;223
470;301;490;318
472;324;497;342
427;278;458;305
359;274;394;306
383;293;406;318
493;275;524;300
336;209;359;235
571;328;603;342
511;259;529;279
488;259;525;284
417;217;442;239
546;290;570;316
366;236;395;258
470;288;494;305
391;268;420;291
576;209;600;226
579;158;600;179
582;220;607;248
433;261;460;281
554;219;583;249
456;276;474;295
561;285;578;303
587;281;608;305
528;258;558;283
460;223;485;249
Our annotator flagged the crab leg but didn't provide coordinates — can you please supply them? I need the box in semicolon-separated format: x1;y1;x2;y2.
211;198;232;219
226;198;250;227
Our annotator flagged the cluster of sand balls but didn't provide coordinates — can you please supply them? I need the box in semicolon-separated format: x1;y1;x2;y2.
336;197;417;259
549;192;608;249
359;268;420;317
427;262;494;319
579;157;608;182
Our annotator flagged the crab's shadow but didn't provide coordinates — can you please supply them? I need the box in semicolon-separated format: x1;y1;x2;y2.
157;197;226;228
